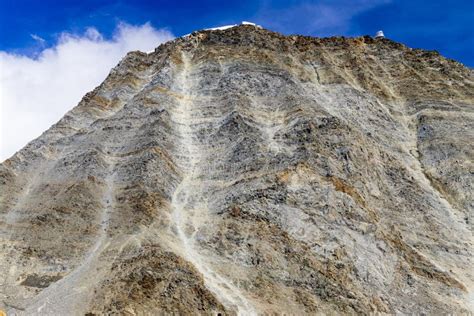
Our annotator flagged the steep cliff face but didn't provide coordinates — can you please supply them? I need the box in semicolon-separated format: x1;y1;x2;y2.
1;25;473;315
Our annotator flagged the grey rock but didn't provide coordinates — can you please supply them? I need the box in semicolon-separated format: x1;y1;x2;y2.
0;25;473;315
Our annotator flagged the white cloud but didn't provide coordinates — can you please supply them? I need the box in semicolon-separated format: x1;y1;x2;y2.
0;22;174;161
30;34;46;44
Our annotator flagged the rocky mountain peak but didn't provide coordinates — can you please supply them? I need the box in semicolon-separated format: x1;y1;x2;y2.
1;25;473;315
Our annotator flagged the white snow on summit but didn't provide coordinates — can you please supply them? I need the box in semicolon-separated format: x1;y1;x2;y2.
241;21;262;28
204;24;237;31
147;21;262;53
181;21;262;38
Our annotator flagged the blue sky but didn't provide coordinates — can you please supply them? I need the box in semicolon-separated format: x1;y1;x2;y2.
1;0;473;66
1;0;473;161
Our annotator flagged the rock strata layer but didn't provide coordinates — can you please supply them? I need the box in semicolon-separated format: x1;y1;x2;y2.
1;25;473;314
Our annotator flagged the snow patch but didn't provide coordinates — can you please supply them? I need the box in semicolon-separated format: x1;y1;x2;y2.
205;24;238;31
241;21;262;28
181;21;262;38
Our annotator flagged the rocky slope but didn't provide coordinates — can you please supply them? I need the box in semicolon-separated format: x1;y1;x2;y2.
0;24;473;315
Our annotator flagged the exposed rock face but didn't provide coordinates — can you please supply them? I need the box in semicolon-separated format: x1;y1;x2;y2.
0;25;473;315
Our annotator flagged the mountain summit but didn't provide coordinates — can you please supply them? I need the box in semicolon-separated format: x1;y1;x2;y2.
1;24;473;314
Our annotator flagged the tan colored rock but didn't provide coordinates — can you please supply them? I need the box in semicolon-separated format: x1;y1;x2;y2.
0;25;473;314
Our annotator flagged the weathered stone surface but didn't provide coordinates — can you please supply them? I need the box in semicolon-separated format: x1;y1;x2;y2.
0;25;473;314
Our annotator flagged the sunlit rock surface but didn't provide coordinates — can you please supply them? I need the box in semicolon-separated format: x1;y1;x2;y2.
1;25;473;315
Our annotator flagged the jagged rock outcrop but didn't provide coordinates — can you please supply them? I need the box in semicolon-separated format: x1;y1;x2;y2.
1;25;473;315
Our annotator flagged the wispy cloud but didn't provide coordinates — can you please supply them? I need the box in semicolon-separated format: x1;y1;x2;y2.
30;33;46;44
0;22;174;161
254;0;390;36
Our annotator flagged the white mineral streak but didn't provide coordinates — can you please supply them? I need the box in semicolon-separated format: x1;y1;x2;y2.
21;161;116;315
169;51;256;315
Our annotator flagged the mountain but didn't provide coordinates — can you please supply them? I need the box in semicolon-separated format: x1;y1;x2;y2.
1;24;473;315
